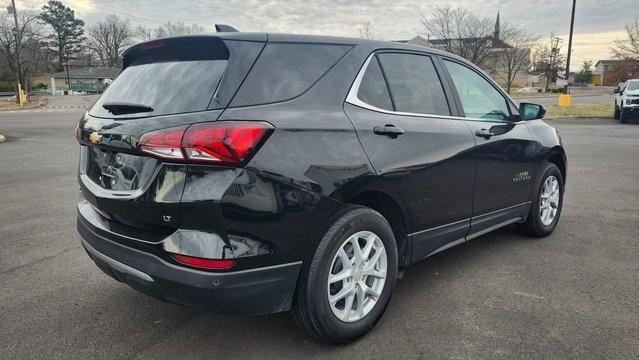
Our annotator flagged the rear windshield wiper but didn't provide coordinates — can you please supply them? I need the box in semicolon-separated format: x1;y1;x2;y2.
102;102;154;115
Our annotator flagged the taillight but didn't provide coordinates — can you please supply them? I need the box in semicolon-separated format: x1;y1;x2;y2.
182;122;269;164
139;125;187;160
138;122;271;165
171;253;236;270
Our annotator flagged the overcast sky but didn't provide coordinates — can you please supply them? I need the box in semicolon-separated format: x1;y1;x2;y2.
14;0;639;67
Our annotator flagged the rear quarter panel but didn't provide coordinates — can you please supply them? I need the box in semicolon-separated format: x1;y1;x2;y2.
215;43;382;262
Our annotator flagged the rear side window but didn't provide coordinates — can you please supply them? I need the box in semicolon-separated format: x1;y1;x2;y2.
231;43;351;107
356;56;393;111
377;53;450;116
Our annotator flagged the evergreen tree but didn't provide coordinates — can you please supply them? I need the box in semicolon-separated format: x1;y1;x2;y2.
39;0;84;92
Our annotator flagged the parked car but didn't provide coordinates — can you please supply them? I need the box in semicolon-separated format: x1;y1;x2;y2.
614;79;639;123
75;32;567;343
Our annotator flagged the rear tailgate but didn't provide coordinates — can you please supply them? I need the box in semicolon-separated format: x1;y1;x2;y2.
77;35;265;235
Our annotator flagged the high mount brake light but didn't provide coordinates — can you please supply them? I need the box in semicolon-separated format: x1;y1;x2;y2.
141;41;166;50
138;122;271;165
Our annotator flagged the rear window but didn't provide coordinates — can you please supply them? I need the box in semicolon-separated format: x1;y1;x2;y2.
89;60;227;118
89;37;264;119
230;43;352;107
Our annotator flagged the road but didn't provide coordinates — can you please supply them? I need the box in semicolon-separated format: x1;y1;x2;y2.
1;103;638;359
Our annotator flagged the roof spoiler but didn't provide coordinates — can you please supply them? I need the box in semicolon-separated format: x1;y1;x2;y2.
215;24;239;32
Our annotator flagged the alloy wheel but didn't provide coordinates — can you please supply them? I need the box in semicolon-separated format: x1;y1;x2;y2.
540;175;560;226
327;231;387;322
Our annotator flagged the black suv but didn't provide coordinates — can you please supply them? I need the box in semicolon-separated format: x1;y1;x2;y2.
76;33;566;343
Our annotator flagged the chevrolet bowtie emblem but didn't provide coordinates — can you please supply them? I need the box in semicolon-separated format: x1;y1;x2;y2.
89;132;102;144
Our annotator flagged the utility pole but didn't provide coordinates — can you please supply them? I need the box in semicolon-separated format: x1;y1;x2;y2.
9;0;23;105
564;0;576;94
545;36;563;92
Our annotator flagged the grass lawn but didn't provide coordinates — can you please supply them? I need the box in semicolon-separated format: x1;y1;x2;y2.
0;101;37;109
510;92;558;98
544;103;613;119
0;96;44;110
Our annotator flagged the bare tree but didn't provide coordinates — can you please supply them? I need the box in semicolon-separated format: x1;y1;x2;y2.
0;10;44;90
133;21;206;42
22;39;54;91
492;23;538;93
86;14;134;67
611;17;639;59
607;60;639;84
156;21;206;37
134;25;153;42
420;5;495;67
359;21;382;40
531;35;565;92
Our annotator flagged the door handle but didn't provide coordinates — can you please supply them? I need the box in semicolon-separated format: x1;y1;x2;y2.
374;125;405;139
475;128;494;139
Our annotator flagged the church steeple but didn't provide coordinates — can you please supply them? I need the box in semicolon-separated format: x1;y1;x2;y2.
494;11;501;42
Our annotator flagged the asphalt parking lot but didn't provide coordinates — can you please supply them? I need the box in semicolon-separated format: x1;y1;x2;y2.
1;108;638;359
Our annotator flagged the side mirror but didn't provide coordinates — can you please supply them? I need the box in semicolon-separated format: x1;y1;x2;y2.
520;102;546;120
613;87;620;93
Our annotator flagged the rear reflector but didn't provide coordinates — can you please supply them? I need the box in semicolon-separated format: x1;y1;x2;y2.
138;122;271;165
171;253;236;270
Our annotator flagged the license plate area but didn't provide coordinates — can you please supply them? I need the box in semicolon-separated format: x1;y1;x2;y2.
81;146;158;191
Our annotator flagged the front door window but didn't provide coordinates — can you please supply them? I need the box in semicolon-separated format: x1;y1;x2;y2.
443;59;510;121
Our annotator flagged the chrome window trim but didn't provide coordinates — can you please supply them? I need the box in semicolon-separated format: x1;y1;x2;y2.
345;52;521;124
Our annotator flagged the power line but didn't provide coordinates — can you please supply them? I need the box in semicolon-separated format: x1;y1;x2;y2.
87;4;164;27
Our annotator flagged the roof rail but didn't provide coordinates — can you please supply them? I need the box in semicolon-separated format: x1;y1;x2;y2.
215;24;239;32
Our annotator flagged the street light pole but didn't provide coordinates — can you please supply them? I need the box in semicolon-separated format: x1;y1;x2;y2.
564;0;576;94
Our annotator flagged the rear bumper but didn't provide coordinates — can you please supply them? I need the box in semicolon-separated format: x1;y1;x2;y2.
78;215;302;316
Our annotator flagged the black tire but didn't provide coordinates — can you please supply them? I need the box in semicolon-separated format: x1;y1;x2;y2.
620;108;629;123
613;104;620;119
291;206;398;343
517;162;564;237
